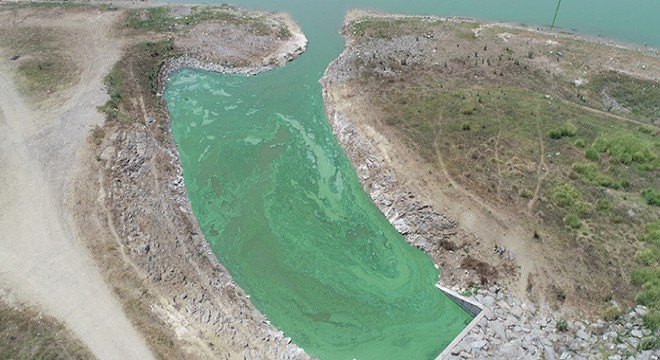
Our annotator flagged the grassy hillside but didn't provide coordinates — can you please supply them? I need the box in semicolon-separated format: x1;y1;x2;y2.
335;15;660;321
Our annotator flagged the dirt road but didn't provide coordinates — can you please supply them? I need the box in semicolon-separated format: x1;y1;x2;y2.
0;9;155;360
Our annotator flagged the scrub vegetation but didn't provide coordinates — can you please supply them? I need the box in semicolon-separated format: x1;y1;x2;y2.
101;40;178;124
337;15;660;315
126;5;275;36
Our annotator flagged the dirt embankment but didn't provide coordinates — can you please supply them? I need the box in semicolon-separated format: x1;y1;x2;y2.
321;9;660;317
73;5;314;359
1;3;311;359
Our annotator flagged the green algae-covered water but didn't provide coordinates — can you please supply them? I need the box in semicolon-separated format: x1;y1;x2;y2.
167;70;472;359
166;1;659;359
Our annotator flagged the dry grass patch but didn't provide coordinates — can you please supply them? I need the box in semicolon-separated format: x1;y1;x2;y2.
0;300;94;360
0;26;79;103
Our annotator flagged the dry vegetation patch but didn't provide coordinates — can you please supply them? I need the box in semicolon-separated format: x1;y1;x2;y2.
0;299;94;360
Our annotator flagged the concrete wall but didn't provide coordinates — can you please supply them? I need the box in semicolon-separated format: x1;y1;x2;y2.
435;285;485;360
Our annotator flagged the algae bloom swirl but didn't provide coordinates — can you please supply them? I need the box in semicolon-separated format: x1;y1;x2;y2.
166;64;471;360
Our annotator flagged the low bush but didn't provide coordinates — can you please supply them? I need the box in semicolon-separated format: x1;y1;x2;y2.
602;306;623;321
556;319;568;332
638;126;655;135
635;248;659;266
548;122;577;139
595;198;612;211
585;148;599;161
592;134;656;166
555;287;566;302
564;213;581;229
552;183;592;215
553;183;582;208
638;336;659;350
639;221;660;245
572;162;621;189
641;188;660;206
460;103;477;115
643;310;660;331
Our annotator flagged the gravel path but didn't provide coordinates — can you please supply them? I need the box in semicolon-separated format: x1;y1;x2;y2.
0;9;155;360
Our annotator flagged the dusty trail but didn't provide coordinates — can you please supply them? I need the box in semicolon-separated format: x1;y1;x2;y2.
0;10;155;360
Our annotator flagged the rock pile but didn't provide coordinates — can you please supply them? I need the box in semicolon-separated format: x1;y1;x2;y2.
446;285;658;359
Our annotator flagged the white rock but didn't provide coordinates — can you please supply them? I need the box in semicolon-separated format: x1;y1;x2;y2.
470;340;488;350
575;329;590;340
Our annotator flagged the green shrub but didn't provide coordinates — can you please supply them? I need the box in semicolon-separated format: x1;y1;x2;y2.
643;310;660;331
560;123;578;137
641;188;660;206
630;267;660;312
635;248;659;266
519;189;533;198
277;26;291;39
556;287;566;302
574;139;586;148
595;198;612;211
548;128;562;139
592;134;656;166
585;148;599;161
462;123;471;131
603;306;623;321
572;162;621;189
630;267;660;286
636;286;660;308
552;183;582;208
127;7;172;31
640;221;660;245
556;319;568;331
638;126;655;135
552;183;592;216
638;336;660;350
564;213;581;229
460;103;477;115
548;122;577;139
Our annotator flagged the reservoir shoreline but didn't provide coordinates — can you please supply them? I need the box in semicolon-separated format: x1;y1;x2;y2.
85;8;660;359
0;0;657;358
